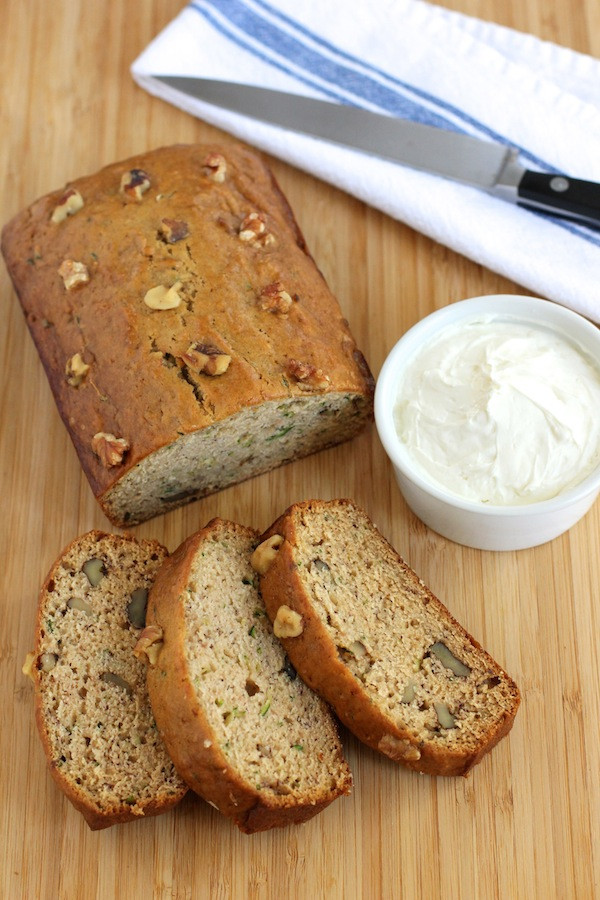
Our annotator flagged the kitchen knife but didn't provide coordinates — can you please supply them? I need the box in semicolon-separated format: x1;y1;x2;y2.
154;76;600;227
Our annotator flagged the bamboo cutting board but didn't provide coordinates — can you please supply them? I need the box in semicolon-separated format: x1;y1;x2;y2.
1;2;599;898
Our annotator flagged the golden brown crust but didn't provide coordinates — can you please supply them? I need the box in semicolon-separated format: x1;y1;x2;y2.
30;530;187;830
258;499;520;777
1;144;374;524
145;518;351;833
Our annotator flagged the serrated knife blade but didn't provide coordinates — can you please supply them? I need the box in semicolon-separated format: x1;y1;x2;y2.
154;76;600;228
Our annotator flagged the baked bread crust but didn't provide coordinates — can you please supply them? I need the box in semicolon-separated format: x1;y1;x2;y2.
27;531;187;830
256;499;521;777
1;143;373;526
142;518;352;833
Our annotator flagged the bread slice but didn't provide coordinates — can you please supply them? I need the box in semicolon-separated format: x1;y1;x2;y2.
138;518;352;833
254;499;520;776
23;531;187;829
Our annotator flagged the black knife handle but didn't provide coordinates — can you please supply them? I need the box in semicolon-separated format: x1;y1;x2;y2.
518;170;600;227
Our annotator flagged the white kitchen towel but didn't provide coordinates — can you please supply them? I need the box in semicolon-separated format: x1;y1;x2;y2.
131;0;600;322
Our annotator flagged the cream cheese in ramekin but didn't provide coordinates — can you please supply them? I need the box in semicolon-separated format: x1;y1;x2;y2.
393;319;600;505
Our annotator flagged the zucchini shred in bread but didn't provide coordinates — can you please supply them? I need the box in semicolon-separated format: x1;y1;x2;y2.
254;499;520;777
1;143;373;526
137;518;352;834
23;531;187;830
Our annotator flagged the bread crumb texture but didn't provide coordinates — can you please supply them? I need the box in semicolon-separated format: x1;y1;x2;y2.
33;532;185;825
181;521;350;805
288;501;519;757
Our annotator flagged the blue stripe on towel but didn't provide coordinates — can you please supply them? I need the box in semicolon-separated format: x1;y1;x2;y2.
250;0;544;157
191;0;464;130
189;0;600;246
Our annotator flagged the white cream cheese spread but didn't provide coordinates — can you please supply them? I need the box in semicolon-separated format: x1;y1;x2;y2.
393;318;600;505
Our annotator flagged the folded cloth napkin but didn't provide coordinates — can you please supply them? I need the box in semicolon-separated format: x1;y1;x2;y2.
131;0;600;322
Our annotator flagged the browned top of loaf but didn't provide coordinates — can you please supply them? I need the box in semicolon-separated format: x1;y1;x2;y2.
1;143;372;498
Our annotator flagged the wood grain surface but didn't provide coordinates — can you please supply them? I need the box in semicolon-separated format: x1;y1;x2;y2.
1;2;599;899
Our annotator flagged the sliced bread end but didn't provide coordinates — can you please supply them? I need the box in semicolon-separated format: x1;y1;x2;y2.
27;531;187;830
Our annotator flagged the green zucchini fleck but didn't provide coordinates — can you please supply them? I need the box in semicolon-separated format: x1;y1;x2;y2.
266;425;294;442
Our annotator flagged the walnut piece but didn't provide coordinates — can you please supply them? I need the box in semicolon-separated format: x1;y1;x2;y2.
127;588;149;629
100;672;132;695
67;596;93;615
22;651;36;681
51;188;84;223
378;734;422;762
434;701;457;729
65;352;90;387
401;678;417;703
181;342;231;376
91;432;130;467
286;359;331;392
39;652;58;673
134;625;164;666
82;557;105;586
159;218;189;243
58;259;90;291
273;605;303;639
250;534;284;575
144;281;183;310
119;168;151;200
202;152;227;182
259;282;293;315
238;212;274;246
429;641;471;677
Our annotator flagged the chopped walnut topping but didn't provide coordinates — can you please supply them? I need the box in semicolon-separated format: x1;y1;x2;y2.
378;735;422;762
250;534;284;574
273;605;303;639
65;352;90;387
91;432;130;467
259;282;294;314
58;259;90;291
134;625;164;666
119;168;151;201
181;342;231;376
202;152;227;182
159;218;189;243
238;212;274;246
286;359;331;392
51;188;84;223
143;281;183;310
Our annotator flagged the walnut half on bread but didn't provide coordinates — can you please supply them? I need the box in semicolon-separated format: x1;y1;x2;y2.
1;143;374;526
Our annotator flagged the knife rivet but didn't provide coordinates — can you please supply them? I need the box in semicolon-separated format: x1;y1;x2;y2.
550;176;569;192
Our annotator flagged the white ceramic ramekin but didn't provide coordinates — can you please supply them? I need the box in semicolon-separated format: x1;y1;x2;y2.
374;295;600;551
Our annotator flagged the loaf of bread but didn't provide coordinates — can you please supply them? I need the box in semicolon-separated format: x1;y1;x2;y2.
23;531;187;829
253;499;520;776
1;143;373;526
137;517;352;833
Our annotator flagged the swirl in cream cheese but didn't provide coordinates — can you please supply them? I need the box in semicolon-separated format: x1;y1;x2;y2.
393;319;600;505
